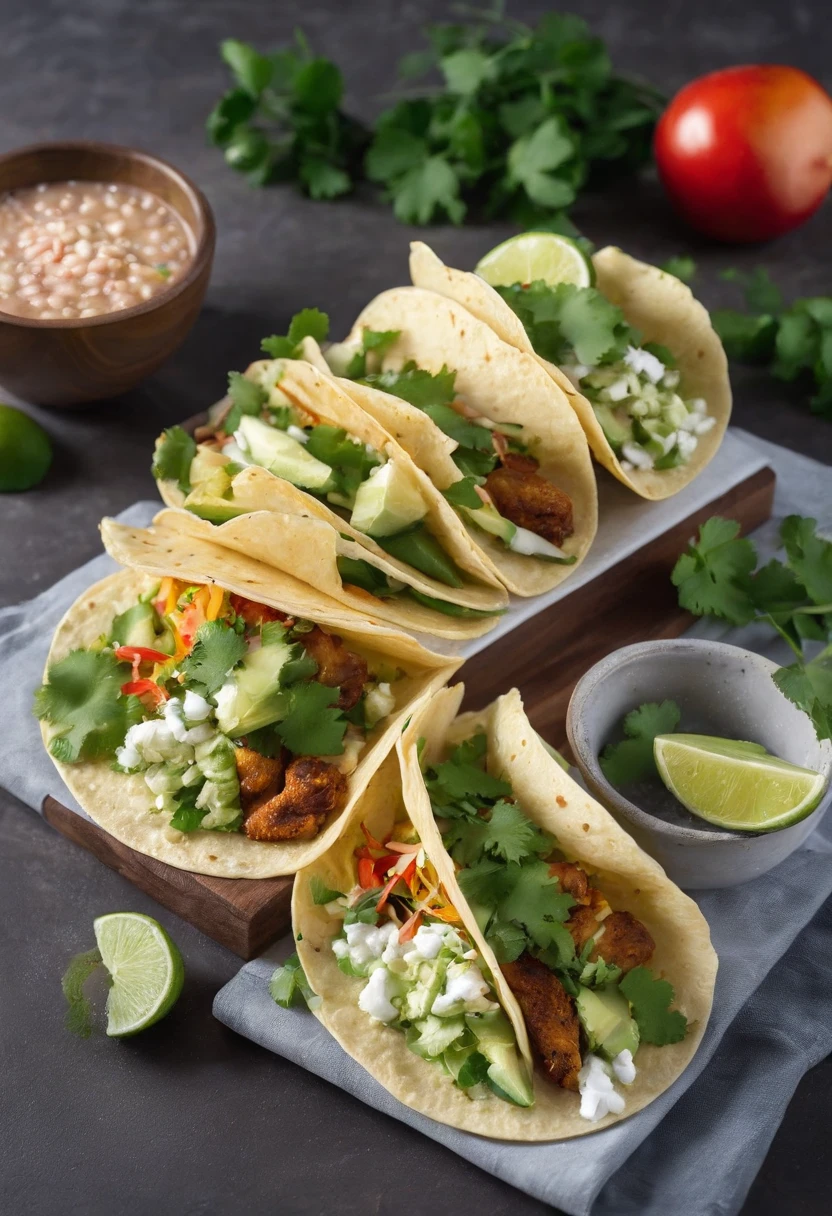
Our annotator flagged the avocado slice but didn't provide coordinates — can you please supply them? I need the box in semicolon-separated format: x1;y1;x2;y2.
407;589;501;620
349;462;428;538
461;502;573;563
576;985;639;1061
189;447;232;488
593;404;633;454
237;415;333;491
460;501;516;547
110;602;159;650
377;525;464;589
183;491;249;525
214;635;293;736
466;1009;534;1108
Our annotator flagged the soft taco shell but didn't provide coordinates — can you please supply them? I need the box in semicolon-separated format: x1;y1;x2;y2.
40;523;457;879
157;358;507;614
333;289;598;596
393;685;717;1138
410;242;731;500
150;501;500;642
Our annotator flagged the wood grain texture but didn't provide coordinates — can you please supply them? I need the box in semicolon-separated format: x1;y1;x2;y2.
0;141;215;407
43;464;774;957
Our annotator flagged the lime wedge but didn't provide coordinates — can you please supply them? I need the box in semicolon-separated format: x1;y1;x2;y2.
475;232;594;289
93;912;184;1037
653;733;826;833
0;403;52;492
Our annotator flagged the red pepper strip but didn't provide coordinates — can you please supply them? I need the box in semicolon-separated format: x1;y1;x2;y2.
398;909;424;943
357;857;376;889
373;854;400;883
376;857;417;912
360;822;386;852
354;845;373;860
121;679;169;706
114;645;171;665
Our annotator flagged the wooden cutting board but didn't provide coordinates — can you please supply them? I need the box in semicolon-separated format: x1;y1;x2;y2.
43;464;775;959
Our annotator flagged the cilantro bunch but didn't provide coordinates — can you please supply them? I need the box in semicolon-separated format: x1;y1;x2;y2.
208;9;663;225
672;516;832;740
494;280;641;368
207;35;368;197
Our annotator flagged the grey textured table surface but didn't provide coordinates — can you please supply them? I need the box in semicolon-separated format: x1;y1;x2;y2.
1;2;831;1214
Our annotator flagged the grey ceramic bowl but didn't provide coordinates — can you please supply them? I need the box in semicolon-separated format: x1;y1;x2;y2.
566;639;832;889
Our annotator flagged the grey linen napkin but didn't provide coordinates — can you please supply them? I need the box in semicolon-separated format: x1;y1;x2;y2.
212;432;832;1216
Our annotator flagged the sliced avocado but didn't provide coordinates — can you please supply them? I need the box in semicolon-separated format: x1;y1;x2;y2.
110;602;158;649
376;525;464;588
237;415;333;491
461;502;573;563
349;462;428;538
336;555;397;597
593;404;633;454
467;1009;533;1108
214;636;292;737
460;501;516;546
576;984;639;1061
407;589;501;619
401;958;449;1022
190;447;232;488
194;467;233;499
183;491;249;525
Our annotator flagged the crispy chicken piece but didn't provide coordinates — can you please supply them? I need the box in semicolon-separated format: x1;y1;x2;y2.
235;746;285;802
484;458;574;548
303;626;368;710
242;757;348;842
592;911;655;974
565;904;599;952
549;860;590;904
502;952;582;1091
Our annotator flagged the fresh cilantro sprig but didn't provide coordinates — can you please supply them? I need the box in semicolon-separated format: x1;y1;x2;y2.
179;620;247;697
495;280;639;368
600;701;682;788
261;308;330;359
34;649;143;764
277;681;348;756
207;34;368;197
672;516;832;741
152;426;197;493
224;372;268;435
269;951;320;1009
620;965;687;1045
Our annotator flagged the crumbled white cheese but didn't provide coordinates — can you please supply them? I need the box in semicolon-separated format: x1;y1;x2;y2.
621;442;654;471
403;923;452;964
623;345;665;383
334;920;399;968
358;965;399;1022
183;690;212;721
611;1049;637;1086
578;1053;626;1121
676;431;699;460
690;397;707;414
694;415;716;435
431;961;494;1016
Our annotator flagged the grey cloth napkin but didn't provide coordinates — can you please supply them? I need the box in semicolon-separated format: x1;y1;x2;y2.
212;431;832;1216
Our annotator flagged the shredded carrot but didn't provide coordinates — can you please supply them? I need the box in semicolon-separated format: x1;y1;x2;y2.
206;584;225;621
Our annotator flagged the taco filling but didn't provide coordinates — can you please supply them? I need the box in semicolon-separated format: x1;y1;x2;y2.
330;330;576;565
35;580;403;844
153;359;470;591
317;818;534;1107
494;281;715;474
423;729;689;1122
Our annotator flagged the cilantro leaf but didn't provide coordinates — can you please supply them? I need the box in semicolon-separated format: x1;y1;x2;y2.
261;308;330;359
152;426;197;494
457;857;510;908
443;477;485;509
507;117;576;210
179;621;247;697
344;888;383;925
486;918;527;964
495;281;636;368
344;328;401;378
671;517;757;625
660;256;696;284
309;875;343;905
34;649;142;764
600;700;682;788
61;947;103;1038
428;756;512;807
363;362;457;410
481;800;553;865
269;951;319;1009
276;681;347;755
224;372;267;435
497;859;575;950
779;515;832;606
773;658;832;743
620;965;687;1045
169;787;210;833
579;957;622;988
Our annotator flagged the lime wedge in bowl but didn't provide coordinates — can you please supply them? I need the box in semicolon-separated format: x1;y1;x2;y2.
94;912;184;1037
653;733;827;833
475;232;594;289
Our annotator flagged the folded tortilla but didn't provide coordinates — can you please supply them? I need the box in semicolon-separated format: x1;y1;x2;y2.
331;290;599;596
40;519;458;879
410;241;731;501
156;358;508;621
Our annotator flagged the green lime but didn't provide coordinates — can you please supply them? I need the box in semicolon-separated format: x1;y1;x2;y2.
93;912;184;1037
475;232;594;289
653;733;827;833
0;404;52;491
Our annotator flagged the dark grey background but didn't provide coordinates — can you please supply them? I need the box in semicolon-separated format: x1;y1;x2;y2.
1;2;830;1213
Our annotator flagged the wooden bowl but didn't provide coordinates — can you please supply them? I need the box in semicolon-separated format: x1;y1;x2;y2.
0;141;215;407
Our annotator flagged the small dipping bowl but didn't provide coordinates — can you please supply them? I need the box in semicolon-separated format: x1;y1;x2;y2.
567;639;832;889
0;141;215;407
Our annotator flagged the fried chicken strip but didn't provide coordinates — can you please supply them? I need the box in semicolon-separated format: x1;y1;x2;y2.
484;453;574;548
592;911;655;974
234;746;285;802
501;951;582;1091
242;756;348;842
549;860;590;904
303;626;368;710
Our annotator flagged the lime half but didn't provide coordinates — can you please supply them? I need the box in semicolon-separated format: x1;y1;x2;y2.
0;403;52;492
475;232;593;289
653;733;827;833
93;912;184;1037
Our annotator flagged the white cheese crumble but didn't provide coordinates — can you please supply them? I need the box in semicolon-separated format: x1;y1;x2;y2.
623;345;665;383
621;442;654;471
431;960;495;1016
611;1049;637;1086
358;966;399;1023
578;1054;626;1121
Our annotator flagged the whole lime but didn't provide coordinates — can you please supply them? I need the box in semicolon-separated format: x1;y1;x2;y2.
0;404;52;491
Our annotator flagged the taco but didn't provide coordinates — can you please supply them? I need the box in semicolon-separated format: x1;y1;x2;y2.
324;289;598;597
34;518;457;879
409;241;731;500
152;356;508;631
394;685;717;1135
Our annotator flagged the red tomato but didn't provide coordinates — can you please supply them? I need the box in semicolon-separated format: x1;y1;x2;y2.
655;65;832;242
